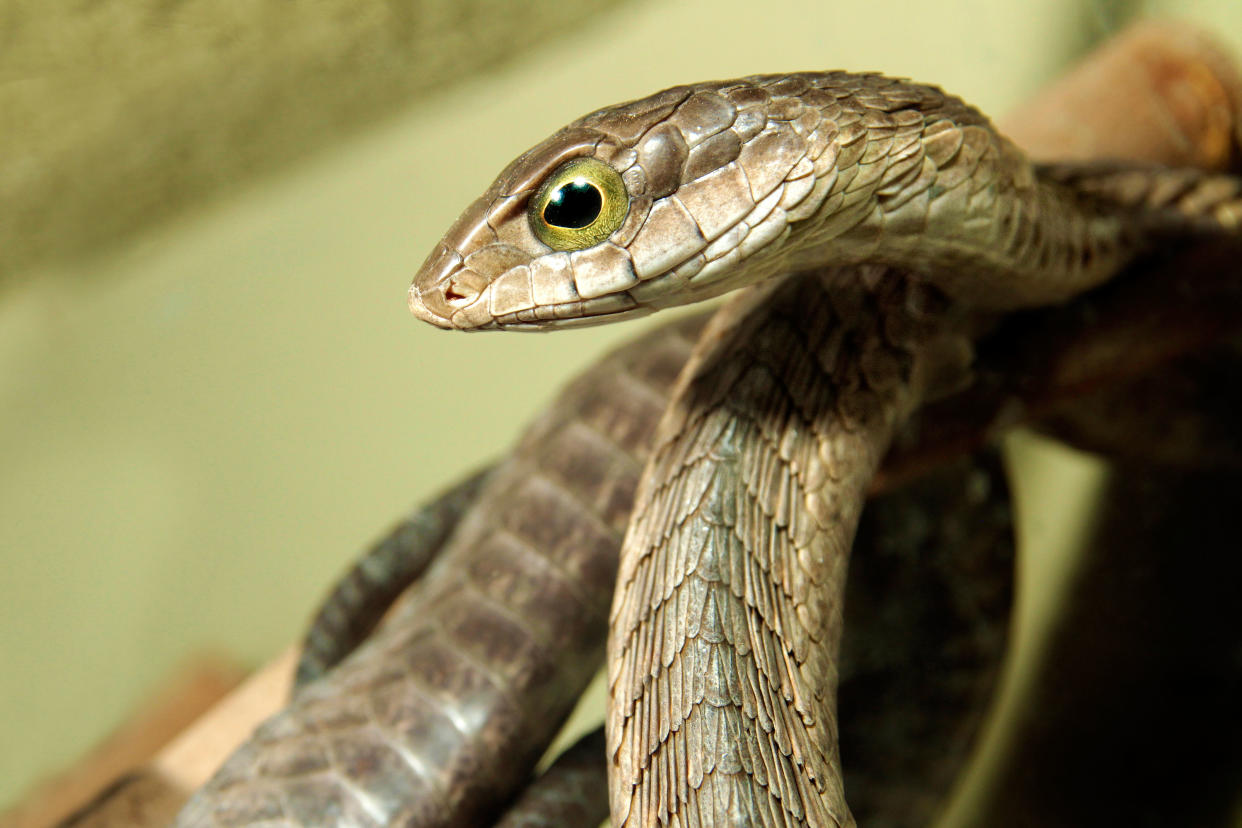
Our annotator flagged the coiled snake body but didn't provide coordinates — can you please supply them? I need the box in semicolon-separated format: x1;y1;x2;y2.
176;70;1242;828
408;72;1241;827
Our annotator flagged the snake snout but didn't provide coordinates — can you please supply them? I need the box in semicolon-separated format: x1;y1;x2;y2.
409;241;494;329
407;282;456;329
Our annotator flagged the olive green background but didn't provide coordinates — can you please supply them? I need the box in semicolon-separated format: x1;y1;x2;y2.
3;0;1240;810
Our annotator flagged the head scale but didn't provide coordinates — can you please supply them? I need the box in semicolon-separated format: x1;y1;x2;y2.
409;77;818;330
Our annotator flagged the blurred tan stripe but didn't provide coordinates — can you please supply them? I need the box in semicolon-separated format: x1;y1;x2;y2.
38;651;295;828
151;648;296;795
1003;18;1242;164
0;0;627;286
1;656;245;828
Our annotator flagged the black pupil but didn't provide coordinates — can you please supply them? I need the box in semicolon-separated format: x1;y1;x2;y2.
543;180;602;229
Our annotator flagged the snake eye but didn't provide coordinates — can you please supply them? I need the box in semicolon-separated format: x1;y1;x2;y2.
529;157;628;251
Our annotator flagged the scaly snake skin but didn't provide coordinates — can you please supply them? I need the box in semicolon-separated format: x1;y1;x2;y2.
408;71;1240;331
405;71;1242;826
607;269;967;826
177;308;1013;827
178;69;1239;826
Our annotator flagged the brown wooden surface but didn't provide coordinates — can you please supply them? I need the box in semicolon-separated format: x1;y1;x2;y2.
2;657;244;828
1004;19;1240;165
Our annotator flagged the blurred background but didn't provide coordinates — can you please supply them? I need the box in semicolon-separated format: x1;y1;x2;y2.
3;0;1241;813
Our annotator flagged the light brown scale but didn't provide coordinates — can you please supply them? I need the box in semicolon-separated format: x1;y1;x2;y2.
636;123;689;198
627;198;706;279
571;243;638;299
580;86;693;146
677;163;755;240
621;164;647;198
737;128;807;198
684;129;743;182
766;96;805;122
765;74;812;98
668;91;738;146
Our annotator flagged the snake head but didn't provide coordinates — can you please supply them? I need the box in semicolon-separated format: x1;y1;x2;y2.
408;122;652;331
410;77;834;331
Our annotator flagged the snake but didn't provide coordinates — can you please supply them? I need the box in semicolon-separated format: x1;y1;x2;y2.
174;301;1013;826
403;71;1242;827
406;71;1239;333
176;70;1241;826
293;467;494;689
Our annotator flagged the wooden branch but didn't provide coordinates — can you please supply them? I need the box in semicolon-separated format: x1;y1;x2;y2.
1;657;245;828
1002;19;1241;165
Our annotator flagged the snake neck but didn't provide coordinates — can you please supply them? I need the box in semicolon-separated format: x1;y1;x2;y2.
793;174;1138;309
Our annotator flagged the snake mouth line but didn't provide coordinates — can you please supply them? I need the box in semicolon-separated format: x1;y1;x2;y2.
490;294;652;330
409;278;651;331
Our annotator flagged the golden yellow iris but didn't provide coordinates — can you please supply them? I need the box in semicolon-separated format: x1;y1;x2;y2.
529;157;629;251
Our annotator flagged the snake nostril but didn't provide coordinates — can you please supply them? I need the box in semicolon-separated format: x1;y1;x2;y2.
443;281;478;305
440;268;491;307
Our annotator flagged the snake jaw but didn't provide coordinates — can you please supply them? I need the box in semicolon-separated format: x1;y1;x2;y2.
408;247;635;331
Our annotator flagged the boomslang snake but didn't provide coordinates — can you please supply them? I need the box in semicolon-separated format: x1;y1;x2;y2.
175;311;1014;827
406;72;1241;827
176;69;1241;826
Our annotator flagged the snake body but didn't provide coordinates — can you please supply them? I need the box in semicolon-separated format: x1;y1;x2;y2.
406;71;1241;827
175;321;699;826
607;268;963;827
179;67;1241;827
176;308;1014;827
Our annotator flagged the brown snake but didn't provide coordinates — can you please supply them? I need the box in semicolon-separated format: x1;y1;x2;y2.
176;70;1241;826
174;310;1013;827
404;71;1241;826
407;71;1239;331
